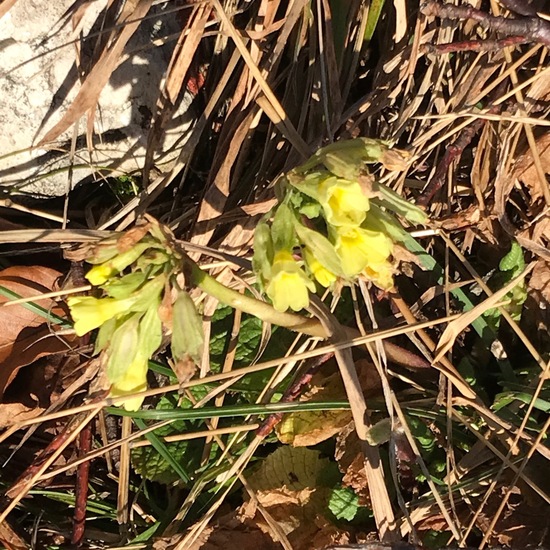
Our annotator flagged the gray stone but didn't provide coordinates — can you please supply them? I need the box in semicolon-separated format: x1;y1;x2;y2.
0;0;194;196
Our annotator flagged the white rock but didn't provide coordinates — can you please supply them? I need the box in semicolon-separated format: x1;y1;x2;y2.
0;0;195;196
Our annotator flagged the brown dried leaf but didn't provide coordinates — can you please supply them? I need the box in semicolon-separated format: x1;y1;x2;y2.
512;133;550;202
0;517;27;550
0;401;43;430
335;421;370;505
529;260;550;302
275;371;351;447
0;266;68;399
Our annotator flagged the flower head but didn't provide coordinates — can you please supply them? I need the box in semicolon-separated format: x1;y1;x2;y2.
334;227;393;279
266;250;316;312
318;177;370;227
67;275;166;336
86;241;156;285
303;247;337;287
109;354;149;411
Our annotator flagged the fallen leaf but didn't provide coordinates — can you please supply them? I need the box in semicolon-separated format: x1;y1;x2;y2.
335;421;370;505
512;132;550;202
529;260;550;302
0;401;43;430
0;518;27;550
0;266;69;399
275;371;352;447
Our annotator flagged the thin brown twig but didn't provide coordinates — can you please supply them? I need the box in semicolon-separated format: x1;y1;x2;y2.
418;81;508;206
422;35;527;54
72;420;93;546
421;1;550;46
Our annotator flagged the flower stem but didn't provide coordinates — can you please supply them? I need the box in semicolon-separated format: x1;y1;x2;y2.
187;260;326;338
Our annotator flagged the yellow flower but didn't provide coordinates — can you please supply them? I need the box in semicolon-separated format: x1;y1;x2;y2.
68;274;166;336
303;247;337;287
363;261;395;291
266;251;316;312
334;227;393;277
85;241;156;285
67;295;136;336
318;177;370;227
109;354;149;411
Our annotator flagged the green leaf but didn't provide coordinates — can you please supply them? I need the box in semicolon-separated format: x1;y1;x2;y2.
499;241;525;275
328;486;360;521
364;0;386;42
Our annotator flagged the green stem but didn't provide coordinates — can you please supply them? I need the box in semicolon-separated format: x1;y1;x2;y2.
187;260;326;338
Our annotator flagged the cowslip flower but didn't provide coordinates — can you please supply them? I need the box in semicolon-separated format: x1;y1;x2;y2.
334;227;393;278
85;241;156;285
266;250;316;312
318;177;370;227
362;261;395;291
106;305;163;411
67;275;165;336
303;247;337;287
108;353;149;411
67;295;138;336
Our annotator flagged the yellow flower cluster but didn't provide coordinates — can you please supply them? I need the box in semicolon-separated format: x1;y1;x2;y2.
66;220;204;411
253;138;426;313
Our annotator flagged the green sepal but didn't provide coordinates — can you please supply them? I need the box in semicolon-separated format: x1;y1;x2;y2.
372;182;428;225
271;202;297;252
106;314;141;385
294;222;344;277
252;221;274;288
171;290;204;365
94;316;120;354
102;271;148;300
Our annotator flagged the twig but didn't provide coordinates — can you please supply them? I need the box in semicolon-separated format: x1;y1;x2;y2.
417;82;507;206
420;1;550;46
422;35;527;54
72;420;93;546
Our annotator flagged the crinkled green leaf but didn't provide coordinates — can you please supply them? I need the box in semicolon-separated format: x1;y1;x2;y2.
499;241;525;275
328;486;360;521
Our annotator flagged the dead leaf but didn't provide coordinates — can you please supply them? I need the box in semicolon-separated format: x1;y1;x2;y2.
0;266;69;399
335;421;370;506
529;260;550;302
512;132;550;202
275;371;352;447
0;401;43;430
0;518;27;550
